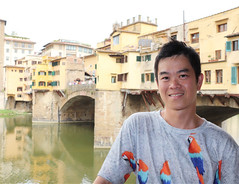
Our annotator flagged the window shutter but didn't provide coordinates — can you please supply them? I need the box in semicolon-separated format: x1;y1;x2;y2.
141;73;145;83
38;72;40;75
231;66;237;84
226;41;231;52
149;55;151;61
136;56;141;62
95;64;97;69
151;73;155;82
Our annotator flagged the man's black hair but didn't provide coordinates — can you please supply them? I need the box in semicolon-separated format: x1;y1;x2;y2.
154;39;201;83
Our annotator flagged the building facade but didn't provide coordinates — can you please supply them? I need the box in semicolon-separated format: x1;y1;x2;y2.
4;34;36;66
41;39;94;58
0;19;6;109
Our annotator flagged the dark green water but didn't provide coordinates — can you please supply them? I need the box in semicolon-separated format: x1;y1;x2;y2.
0;115;136;184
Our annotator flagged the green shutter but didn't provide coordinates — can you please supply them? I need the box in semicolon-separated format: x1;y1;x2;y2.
226;41;231;52
136;56;141;62
141;73;145;83
149;55;151;61
38;72;40;75
95;64;97;69
151;73;155;82
52;71;55;76
231;66;237;84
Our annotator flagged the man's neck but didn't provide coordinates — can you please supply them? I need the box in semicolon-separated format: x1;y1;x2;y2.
161;108;203;129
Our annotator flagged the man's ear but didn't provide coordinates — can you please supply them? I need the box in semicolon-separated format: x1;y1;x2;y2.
197;73;204;90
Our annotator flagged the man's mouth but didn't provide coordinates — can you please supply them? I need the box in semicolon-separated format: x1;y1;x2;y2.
169;93;184;97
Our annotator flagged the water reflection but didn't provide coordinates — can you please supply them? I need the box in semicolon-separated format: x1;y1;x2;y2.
0;115;113;183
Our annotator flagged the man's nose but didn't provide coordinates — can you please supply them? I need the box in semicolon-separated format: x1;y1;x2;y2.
169;78;181;89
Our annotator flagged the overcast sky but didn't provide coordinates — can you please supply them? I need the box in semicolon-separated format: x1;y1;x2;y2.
1;0;238;52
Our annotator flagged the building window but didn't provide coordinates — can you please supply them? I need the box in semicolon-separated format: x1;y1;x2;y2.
145;55;151;62
232;40;239;51
117;73;127;82
22;43;25;48
84;48;88;53
20;78;23;81
79;47;82;52
32;61;37;65
19;70;23;73
28;44;32;48
17;87;22;91
205;70;211;83
66;45;76;50
111;75;116;83
191;33;199;43
39;81;46;86
22;49;25;54
6;48;9;53
18;61;22;64
14;42;18;47
113;35;119;45
171;34;177;40
146;73;150;82
216;70;223;84
38;71;46;75
215;50;221;60
218;23;227;32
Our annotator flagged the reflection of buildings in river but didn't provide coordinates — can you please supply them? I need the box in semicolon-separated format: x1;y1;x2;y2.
32;124;65;183
0;117;32;181
31;155;65;184
222;115;239;145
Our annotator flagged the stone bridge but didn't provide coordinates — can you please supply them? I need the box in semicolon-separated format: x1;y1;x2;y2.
32;87;239;148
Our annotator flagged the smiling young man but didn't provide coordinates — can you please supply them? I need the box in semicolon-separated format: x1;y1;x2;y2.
94;40;239;184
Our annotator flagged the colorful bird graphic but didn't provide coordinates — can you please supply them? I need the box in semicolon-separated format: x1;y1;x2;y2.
188;135;205;184
137;159;149;184
122;151;136;171
160;161;171;184
213;160;222;184
124;173;131;182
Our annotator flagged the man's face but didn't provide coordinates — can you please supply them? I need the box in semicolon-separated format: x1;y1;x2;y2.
157;55;203;111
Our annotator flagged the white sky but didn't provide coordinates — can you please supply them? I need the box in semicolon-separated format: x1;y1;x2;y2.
1;0;239;52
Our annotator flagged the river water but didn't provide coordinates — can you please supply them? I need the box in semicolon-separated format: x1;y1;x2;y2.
0;114;238;184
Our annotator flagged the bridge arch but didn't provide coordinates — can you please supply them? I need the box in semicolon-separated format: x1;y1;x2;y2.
59;90;95;122
196;94;239;125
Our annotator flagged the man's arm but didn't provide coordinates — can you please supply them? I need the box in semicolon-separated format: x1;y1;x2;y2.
93;176;112;184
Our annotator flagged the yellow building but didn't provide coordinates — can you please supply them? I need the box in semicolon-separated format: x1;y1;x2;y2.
187;6;239;95
85;15;159;92
32;56;84;95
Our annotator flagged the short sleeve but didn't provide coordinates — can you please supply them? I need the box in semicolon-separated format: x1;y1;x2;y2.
97;115;137;183
221;137;239;183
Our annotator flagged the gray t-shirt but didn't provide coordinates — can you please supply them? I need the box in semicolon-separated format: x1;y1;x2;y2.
98;111;239;184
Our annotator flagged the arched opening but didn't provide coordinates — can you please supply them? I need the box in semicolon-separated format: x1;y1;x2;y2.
6;96;15;110
60;96;95;122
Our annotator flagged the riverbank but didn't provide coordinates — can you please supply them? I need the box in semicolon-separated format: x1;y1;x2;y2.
0;109;27;117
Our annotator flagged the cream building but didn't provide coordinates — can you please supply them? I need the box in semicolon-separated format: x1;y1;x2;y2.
41;39;94;58
4;34;36;66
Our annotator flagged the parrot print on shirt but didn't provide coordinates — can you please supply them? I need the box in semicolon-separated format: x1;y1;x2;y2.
188;135;205;184
160;160;171;184
122;151;137;171
137;159;149;184
213;160;222;184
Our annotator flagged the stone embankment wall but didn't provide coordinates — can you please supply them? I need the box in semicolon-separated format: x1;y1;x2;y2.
94;90;163;148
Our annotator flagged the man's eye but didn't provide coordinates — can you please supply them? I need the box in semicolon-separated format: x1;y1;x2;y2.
180;74;188;79
161;76;169;80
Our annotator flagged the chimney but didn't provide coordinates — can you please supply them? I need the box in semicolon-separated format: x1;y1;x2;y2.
138;15;141;22
121;22;123;27
127;19;130;25
147;16;150;22
133;17;135;23
155;18;157;25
